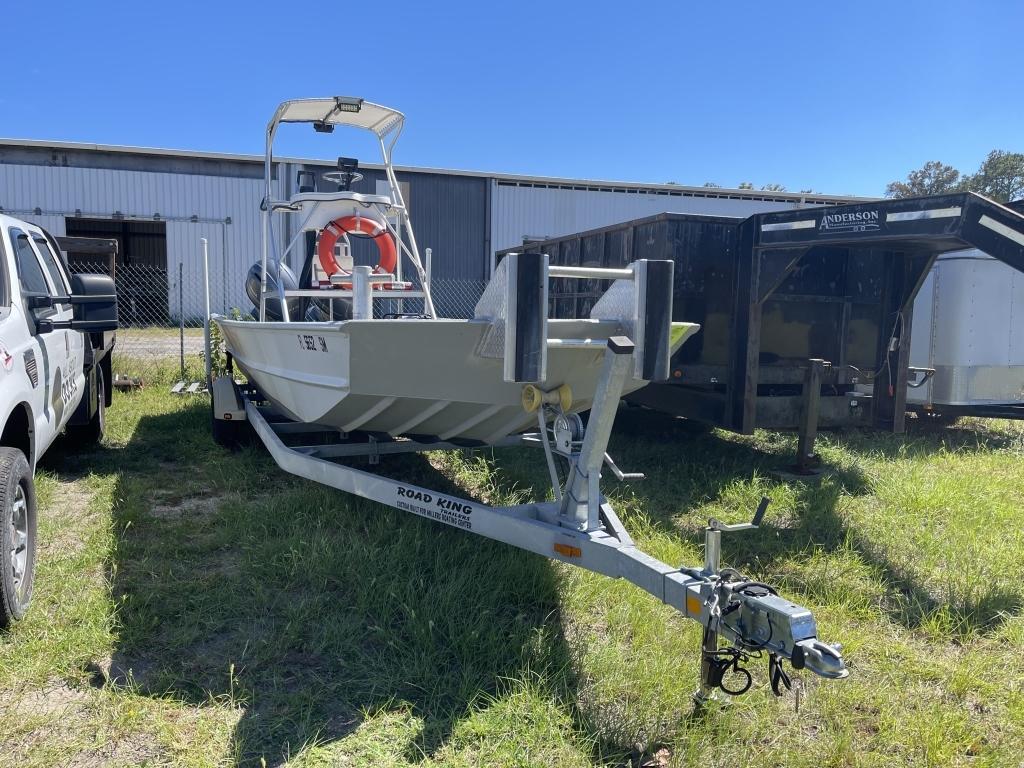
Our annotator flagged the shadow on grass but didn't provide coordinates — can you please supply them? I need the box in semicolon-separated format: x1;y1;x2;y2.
45;399;582;766
616;409;1024;632
39;397;1024;765
485;406;1023;635
840;414;1024;459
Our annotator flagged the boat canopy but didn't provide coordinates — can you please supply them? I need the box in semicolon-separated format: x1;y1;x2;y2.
270;97;404;137
259;95;433;318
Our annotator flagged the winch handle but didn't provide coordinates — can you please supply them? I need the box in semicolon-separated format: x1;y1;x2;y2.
708;497;770;533
751;496;770;528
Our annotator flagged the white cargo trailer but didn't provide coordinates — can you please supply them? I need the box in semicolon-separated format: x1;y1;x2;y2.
908;201;1024;418
909;250;1024;415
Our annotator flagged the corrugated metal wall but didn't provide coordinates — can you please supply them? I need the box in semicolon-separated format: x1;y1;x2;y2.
0;163;276;317
339;167;489;280
0;146;839;319
489;182;823;264
0;157;490;317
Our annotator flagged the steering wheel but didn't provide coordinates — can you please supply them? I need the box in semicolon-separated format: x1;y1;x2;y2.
322;170;364;187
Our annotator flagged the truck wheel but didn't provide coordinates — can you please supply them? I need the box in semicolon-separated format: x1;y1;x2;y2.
0;448;36;628
67;367;106;445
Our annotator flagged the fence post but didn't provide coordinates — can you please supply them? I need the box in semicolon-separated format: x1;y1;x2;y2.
202;238;211;382
178;262;185;381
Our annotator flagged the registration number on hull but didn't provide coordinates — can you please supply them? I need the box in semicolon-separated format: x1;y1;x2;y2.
297;334;328;352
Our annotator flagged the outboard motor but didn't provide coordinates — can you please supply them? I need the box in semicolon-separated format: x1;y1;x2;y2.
245;262;302;322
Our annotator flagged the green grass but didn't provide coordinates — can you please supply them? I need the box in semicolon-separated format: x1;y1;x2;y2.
1;390;1023;766
120;327;206;339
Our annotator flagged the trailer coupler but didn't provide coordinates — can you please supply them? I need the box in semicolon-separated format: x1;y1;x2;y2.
692;498;847;704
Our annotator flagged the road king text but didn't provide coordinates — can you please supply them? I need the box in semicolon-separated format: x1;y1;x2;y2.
396;486;473;515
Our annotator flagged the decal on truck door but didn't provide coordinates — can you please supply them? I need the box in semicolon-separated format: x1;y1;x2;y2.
51;367;78;425
0;341;13;372
59;367;78;407
51;368;65;424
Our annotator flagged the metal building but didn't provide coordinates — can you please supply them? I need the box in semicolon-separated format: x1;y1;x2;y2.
0;138;857;320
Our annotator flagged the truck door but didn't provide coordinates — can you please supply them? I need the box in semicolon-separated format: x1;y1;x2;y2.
30;233;84;409
8;228;75;441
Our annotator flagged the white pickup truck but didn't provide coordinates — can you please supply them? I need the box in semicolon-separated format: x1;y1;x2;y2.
0;214;117;628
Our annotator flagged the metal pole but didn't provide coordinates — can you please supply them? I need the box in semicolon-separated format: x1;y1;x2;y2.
697;525;723;705
221;223;228;318
559;340;633;530
352;266;372;320
795;358;825;473
202;238;211;383
178;262;185;381
424;246;432;317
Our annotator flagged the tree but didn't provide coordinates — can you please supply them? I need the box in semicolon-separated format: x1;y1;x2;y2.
963;150;1024;203
885;161;963;198
703;181;722;188
761;183;787;192
738;182;754;190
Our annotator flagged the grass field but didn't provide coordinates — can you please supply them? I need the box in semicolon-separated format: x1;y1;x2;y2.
1;385;1023;766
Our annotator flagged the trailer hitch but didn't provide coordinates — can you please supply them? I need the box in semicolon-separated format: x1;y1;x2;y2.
694;497;848;705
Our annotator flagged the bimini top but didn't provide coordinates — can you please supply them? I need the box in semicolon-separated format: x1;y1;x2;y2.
269;97;404;137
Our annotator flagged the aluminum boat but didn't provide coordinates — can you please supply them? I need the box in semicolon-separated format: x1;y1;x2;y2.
214;97;699;443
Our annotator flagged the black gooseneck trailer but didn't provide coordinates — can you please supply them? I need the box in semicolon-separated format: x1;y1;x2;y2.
497;193;1024;464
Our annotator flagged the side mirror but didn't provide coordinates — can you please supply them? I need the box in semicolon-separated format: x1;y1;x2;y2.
36;273;120;335
69;272;118;332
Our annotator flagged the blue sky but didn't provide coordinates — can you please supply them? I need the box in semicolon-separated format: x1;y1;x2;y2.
4;1;1021;197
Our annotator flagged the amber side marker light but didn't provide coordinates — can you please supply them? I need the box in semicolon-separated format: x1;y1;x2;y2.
554;543;582;558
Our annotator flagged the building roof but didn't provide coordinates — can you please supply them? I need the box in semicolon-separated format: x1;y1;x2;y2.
0;137;870;205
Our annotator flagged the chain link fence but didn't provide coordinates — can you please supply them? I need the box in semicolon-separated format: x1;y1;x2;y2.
69;261;488;385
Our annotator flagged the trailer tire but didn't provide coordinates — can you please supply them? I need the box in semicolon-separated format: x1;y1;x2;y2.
67;366;106;446
0;448;36;629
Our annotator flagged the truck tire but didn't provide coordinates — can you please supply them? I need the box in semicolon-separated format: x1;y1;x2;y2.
0;448;36;628
67;366;106;446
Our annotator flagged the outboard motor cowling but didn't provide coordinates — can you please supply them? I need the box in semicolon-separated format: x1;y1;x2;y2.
245;262;301;321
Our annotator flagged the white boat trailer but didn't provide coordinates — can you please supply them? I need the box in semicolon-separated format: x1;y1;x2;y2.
210;94;847;702
212;262;848;702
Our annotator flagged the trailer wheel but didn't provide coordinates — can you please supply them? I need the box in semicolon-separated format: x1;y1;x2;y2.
67;366;106;445
0;448;36;628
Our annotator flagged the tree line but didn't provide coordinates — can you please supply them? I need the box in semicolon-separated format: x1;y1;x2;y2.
694;150;1023;202
884;151;1024;202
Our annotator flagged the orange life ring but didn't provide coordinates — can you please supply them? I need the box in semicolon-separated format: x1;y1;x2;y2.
316;215;398;281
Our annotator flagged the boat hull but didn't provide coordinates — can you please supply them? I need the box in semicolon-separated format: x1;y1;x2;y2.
217;317;697;443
